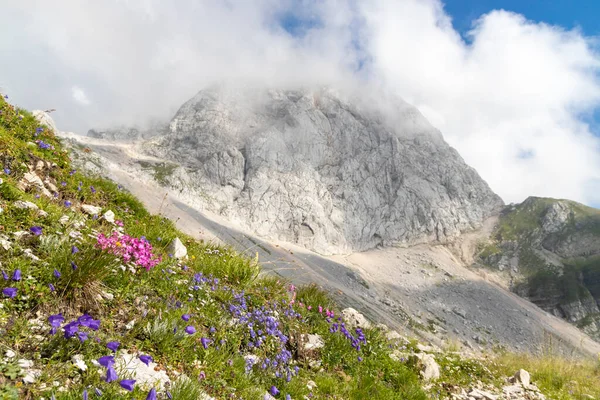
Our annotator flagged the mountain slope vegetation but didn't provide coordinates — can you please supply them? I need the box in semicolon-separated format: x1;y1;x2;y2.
1;95;600;400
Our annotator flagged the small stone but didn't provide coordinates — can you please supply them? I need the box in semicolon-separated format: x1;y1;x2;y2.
341;308;371;329
0;236;11;250
22;371;39;384
5;350;16;359
125;320;136;330
468;388;497;400
513;369;530;387
13;231;30;239
23;249;40;261
13;200;39;210
413;353;440;381
81;204;102;215
58;215;70;225
168;237;188;259
72;354;87;371
103;210;115;223
69;231;83;240
303;334;325;351
115;351;170;389
17;359;34;369
101;291;114;301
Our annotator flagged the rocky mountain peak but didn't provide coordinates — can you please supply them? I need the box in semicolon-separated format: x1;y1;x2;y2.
140;84;503;254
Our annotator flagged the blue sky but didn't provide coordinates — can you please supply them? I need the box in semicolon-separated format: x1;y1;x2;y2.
444;0;600;36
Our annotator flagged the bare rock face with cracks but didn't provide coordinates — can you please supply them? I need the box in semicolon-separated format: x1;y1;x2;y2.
126;84;503;255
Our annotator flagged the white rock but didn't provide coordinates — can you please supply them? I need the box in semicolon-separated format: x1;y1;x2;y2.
468;388;498;400
125;320;136;330
23;249;40;261
37;210;49;218
18;359;34;369
101;291;114;301
13;200;39;210
71;354;87;371
32;110;58;133
81;204;102;215
22;370;41;384
0;236;11;250
115;351;170;389
13;231;30;239
18;172;52;198
263;393;276;400
513;369;530;387
341;308;371;329
306;380;317;390
103;210;115;223
413;353;440;381
168;237;188;259
58;215;70;225
69;231;83;240
303;334;325;351
5;350;16;359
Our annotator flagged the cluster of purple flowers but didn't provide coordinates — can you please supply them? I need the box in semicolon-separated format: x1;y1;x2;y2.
1;268;23;299
227;289;303;383
328;319;367;355
36;140;54;150
48;313;100;342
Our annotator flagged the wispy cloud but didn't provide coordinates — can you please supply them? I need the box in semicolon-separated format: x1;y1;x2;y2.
1;0;599;206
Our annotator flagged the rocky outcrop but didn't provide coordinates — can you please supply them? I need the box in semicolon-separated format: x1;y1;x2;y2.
477;197;600;340
134;84;502;254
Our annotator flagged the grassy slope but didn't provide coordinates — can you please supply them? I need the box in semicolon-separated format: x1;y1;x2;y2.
1;97;600;399
483;197;600;306
0;100;429;399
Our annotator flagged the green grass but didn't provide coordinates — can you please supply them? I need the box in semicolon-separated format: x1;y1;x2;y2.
3;95;600;400
494;352;600;400
0;96;431;399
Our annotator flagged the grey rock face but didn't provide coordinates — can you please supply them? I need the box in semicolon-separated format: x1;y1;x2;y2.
478;196;600;341
87;123;167;142
143;85;503;254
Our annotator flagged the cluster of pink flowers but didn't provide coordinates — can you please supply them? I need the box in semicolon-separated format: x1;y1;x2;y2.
96;231;161;270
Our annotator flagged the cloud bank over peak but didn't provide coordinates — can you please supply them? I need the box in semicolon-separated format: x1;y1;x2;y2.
1;0;600;206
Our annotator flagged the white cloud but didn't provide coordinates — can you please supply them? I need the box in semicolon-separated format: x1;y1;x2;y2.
71;86;90;105
1;0;600;206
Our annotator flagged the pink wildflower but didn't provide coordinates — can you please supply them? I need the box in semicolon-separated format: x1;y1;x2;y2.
96;231;161;270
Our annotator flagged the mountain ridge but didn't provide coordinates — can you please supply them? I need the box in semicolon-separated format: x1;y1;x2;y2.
114;84;504;255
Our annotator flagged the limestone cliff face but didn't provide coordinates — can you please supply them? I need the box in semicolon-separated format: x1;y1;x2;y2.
139;84;503;254
478;197;600;340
